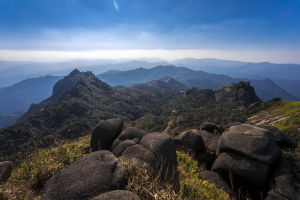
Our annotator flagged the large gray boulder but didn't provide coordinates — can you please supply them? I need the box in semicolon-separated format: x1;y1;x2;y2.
121;133;179;186
112;127;146;156
269;162;300;200
91;119;124;151
174;129;205;153
198;130;220;153
89;190;141;200
41;151;126;200
217;124;281;165
0;161;13;182
212;152;270;187
259;125;297;149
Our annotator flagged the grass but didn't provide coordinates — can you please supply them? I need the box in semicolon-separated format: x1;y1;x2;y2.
1;136;230;200
257;100;300;140
176;151;231;200
0;136;91;200
121;151;230;200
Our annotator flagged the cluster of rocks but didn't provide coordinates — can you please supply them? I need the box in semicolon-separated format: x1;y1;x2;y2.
41;119;179;200
1;118;298;200
174;122;299;200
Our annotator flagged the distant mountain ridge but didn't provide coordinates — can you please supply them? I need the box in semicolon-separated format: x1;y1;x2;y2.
97;65;297;101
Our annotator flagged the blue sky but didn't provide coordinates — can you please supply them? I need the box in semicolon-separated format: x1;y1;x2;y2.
0;0;300;63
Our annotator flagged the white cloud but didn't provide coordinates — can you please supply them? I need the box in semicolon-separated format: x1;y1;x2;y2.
0;48;300;64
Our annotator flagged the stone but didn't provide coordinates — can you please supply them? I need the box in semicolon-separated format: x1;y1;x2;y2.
41;151;126;200
200;122;220;134
212;152;269;187
217;124;281;165
111;127;146;153
89;190;141;200
0;161;13;182
201;170;233;195
90;118;124;151
174;129;205;153
198;130;220;153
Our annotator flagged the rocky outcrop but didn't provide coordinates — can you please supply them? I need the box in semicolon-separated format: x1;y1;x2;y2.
215;81;261;107
90;118;124;151
259;125;297;149
174;129;205;153
217;124;281;165
121;133;179;188
41;151;126;200
0;161;13;182
111;127;147;156
268;161;300;200
198;130;220;153
89;190;141;200
212;152;270;187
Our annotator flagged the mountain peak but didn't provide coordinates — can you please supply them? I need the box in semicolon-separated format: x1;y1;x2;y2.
216;81;261;107
69;69;80;77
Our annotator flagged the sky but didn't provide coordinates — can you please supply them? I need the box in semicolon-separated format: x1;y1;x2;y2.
0;0;300;63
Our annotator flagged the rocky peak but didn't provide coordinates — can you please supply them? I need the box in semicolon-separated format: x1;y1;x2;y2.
215;81;261;107
69;69;80;77
51;69;111;101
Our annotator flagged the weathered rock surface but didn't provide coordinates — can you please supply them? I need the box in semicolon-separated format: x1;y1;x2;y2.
201;170;233;195
200;122;220;133
111;127;146;154
90;119;124;151
259;125;297;149
89;190;141;200
265;191;290;200
112;139;136;157
41;151;126;200
198;130;220;153
0;161;13;182
121;133;179;187
269;162;300;200
212;152;270;187
196;152;216;170
174;129;205;153
217;124;281;165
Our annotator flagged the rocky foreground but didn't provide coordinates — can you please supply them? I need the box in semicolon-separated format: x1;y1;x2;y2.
1;118;295;200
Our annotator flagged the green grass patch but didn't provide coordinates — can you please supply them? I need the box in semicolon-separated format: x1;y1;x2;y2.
0;136;91;200
176;151;231;200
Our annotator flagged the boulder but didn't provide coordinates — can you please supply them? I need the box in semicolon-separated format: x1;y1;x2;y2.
265;191;290;200
121;133;179;186
41;151;126;200
269;162;300;200
0;161;13;182
121;144;157;173
112;139;136;157
174;129;205;153
111;127;146;153
212;152;270;187
200;122;220;134
89;190;141;200
90;118;124;151
201;170;233;195
198;130;220;153
196;152;216;170
217;124;281;165
260;125;297;149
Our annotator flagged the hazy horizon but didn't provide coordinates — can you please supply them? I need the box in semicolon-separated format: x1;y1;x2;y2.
1;0;300;64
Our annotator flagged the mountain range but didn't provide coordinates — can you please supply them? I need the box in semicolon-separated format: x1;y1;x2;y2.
0;69;261;161
0;64;298;130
